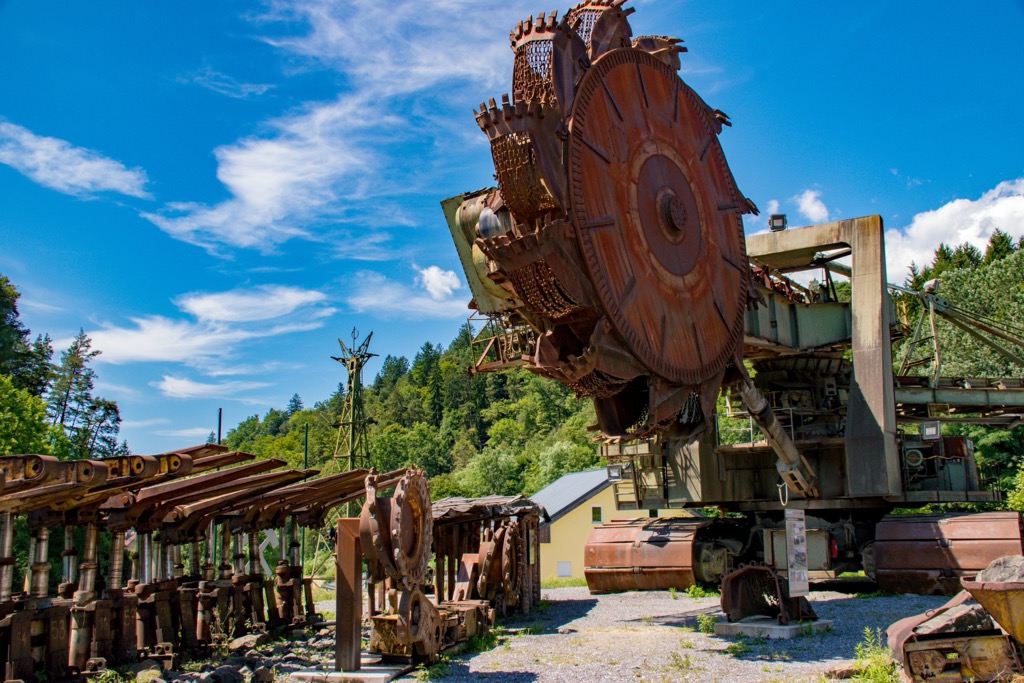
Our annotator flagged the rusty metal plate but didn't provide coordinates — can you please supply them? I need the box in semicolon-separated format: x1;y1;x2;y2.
568;48;749;386
583;518;707;591
874;512;1024;594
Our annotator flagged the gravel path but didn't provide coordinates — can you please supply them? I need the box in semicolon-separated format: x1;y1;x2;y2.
390;586;949;683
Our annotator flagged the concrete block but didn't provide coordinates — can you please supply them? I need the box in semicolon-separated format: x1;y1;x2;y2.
714;615;833;639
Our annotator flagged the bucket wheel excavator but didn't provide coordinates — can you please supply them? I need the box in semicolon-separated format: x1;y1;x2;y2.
442;0;1024;596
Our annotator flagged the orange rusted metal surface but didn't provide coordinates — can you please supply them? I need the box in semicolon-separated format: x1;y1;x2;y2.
461;0;754;442
874;512;1024;594
584;517;710;591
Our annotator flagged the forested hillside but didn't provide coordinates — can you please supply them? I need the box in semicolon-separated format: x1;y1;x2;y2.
894;230;1024;501
222;327;600;499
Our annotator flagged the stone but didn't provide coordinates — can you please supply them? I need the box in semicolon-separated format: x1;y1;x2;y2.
282;652;300;661
245;649;266;659
977;555;1024;582
253;666;275;683
128;659;162;675
823;661;859;679
229;632;271;652
212;665;245;683
916;603;995;634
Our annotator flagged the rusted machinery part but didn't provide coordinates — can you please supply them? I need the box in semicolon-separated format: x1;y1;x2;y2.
584;517;727;592
873;512;1024;595
886;588;1022;682
469;6;753;442
360;472;399;582
960;573;1024;645
389;469;433;590
396;587;444;657
719;563;816;625
568;47;749;388
359;468;433;591
501;520;523;605
476;534;500;600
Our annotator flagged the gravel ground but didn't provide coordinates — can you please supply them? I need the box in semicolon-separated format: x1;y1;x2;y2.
389;586;949;683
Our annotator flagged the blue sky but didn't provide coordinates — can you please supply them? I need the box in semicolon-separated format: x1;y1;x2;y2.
2;1;1023;454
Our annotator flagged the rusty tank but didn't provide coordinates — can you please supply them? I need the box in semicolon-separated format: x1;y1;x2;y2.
443;0;1024;596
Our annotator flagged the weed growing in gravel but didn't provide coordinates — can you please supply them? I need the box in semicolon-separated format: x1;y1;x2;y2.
679;637;693;648
466;628;500;652
685;583;719;598
412;654;450;680
696;612;717;633
725;638;750;656
854;589;896;599
641;614;655;625
667;650;702;673
852;626;901;682
668;586;678;599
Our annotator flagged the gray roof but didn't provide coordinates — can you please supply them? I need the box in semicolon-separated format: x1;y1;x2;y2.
530;468;610;523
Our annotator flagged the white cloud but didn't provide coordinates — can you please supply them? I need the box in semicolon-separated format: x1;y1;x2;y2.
0;121;150;198
155;426;217;439
154;375;270;399
885;178;1024;283
416;265;461;301
121;418;171;429
144;0;523;254
141;93;385;253
794;189;829;223
88;316;251;364
345;270;468;319
183;66;274;98
257;0;508;97
765;199;780;216
176;285;329;322
86;284;334;364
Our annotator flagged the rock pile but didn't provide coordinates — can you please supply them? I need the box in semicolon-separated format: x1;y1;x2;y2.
977;554;1024;583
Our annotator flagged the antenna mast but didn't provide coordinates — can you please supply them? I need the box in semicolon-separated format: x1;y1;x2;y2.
332;327;377;471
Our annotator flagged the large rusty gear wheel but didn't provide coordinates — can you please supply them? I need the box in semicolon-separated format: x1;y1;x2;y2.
500;521;522;606
568;47;749;387
389;469;433;590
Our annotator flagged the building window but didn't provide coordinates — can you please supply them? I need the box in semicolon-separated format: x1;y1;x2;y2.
591;505;602;523
557;561;572;577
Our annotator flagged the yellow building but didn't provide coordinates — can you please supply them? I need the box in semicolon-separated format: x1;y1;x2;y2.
532;468;677;580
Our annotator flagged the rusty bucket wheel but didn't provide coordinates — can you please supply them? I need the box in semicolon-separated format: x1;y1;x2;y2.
389;469;432;590
567;47;750;387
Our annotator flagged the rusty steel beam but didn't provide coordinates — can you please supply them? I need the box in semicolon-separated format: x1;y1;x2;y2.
102;458;281;531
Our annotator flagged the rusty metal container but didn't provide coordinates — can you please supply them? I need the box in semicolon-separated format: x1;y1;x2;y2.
960;576;1024;645
584;518;712;592
873;512;1024;594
